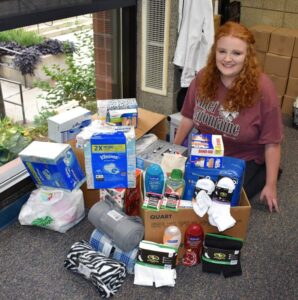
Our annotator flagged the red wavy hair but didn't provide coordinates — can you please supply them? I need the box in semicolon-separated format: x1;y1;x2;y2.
198;21;261;112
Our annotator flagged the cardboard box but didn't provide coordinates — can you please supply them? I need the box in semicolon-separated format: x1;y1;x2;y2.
141;189;251;259
269;28;298;57
214;15;221;34
286;77;298;98
68;108;167;208
19;141;85;191
256;51;266;70
282;95;295;115
290;57;298;78
48;106;92;143
293;36;298;58
268;74;288;98
250;24;277;52
264;53;291;77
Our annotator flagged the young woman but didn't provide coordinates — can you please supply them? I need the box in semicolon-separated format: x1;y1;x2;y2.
174;21;283;212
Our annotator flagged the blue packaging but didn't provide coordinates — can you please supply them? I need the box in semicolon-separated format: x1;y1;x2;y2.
84;126;136;189
19;141;85;191
183;156;246;206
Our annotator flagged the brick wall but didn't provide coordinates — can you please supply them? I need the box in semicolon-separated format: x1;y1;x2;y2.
93;11;113;99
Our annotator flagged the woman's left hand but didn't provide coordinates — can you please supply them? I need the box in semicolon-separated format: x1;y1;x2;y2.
259;184;280;213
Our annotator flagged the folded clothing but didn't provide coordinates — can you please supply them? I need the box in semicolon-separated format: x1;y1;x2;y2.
90;229;138;274
202;233;243;278
88;197;144;252
64;240;126;298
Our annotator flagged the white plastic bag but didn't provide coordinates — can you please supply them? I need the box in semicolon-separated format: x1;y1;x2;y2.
18;188;85;233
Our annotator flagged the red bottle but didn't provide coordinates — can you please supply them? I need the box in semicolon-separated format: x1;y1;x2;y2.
182;223;204;266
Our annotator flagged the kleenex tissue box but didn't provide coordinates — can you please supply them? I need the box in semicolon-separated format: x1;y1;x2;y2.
48;106;92;143
190;134;224;168
19;141;86;191
84;126;136;189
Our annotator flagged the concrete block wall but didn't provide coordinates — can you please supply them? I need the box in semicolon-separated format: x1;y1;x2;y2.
239;0;298;28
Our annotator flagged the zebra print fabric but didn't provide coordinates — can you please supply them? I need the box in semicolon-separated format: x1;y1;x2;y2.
64;240;127;298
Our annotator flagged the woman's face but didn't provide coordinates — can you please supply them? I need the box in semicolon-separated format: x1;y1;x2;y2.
216;35;247;82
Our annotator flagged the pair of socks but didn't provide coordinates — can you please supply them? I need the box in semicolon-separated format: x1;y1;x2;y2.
134;263;176;287
202;233;243;277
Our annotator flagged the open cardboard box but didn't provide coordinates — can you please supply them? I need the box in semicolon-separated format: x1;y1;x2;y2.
140;189;251;259
69;108;167;208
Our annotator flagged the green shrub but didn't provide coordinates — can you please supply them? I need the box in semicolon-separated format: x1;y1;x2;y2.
35;30;96;112
0;28;44;47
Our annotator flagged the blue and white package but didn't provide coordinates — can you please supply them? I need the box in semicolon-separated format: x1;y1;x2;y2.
97;98;138;128
84;126;136;189
183;156;246;206
19;141;86;191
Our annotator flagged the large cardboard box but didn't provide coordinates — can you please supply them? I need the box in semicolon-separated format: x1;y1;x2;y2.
285;77;298;98
269;28;298;57
250;24;277;52
293;36;298;58
256;51;266;70
282;95;295;115
264;53;291;77
290;57;298;78
268;74;288;99
69;108;167;208
141;189;251;253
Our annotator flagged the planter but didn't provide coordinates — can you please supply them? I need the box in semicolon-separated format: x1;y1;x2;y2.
0;54;67;88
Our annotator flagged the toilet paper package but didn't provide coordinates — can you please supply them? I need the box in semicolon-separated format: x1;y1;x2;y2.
84;126;136;189
183;156;245;206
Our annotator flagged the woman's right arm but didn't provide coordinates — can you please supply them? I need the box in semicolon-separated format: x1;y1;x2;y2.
174;116;194;145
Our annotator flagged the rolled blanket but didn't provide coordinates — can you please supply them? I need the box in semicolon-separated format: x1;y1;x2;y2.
90;229;138;274
88;197;144;252
64;240;126;298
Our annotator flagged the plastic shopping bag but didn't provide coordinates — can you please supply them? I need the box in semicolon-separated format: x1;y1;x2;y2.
18;188;85;233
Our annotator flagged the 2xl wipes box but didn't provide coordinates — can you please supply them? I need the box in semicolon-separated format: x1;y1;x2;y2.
19;141;85;191
84;126;136;189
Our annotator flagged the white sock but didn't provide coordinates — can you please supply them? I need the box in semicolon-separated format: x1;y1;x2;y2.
134;263;154;286
154;269;176;287
208;201;236;232
193;190;212;217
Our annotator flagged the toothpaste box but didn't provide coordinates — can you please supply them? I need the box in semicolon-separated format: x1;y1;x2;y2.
97;98;138;127
190;134;224;168
48;106;92;143
84;126;136;189
19;141;86;191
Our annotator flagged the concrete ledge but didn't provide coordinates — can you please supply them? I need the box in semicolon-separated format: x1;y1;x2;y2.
0;54;67;88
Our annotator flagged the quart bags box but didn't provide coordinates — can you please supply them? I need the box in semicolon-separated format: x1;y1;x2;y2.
19;141;85;191
140;189;251;260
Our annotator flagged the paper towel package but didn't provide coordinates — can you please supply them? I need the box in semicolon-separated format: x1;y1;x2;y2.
84;126;136;189
48;106;92;143
19;141;86;191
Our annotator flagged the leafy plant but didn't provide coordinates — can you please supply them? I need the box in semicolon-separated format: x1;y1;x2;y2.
30;110;57;140
0;38;75;75
0;28;44;47
35;30;96;112
0;117;32;166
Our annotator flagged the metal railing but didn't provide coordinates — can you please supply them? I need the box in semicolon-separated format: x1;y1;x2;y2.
0;77;26;124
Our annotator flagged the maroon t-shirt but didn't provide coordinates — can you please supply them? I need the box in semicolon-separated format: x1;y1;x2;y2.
181;71;283;164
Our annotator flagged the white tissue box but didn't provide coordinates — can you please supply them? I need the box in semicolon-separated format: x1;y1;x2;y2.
48;106;92;143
